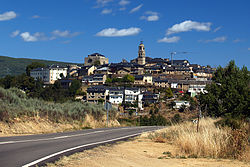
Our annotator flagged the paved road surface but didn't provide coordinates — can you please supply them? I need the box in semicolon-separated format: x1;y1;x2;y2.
0;126;161;167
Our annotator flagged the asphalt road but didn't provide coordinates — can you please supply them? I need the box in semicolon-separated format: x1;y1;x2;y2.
0;126;162;167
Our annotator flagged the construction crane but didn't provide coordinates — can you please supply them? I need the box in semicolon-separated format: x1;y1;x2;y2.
170;51;189;65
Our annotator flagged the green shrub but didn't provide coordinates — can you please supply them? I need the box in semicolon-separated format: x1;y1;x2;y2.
139;114;170;126
0;87;107;122
171;114;182;124
215;117;243;130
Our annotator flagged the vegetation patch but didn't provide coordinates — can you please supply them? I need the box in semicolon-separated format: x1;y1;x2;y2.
0;87;116;124
149;118;249;160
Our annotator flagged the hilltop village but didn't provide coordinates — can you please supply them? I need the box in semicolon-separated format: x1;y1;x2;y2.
30;42;215;112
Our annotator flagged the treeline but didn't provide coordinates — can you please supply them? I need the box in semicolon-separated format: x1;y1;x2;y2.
0;87;107;122
199;60;249;128
0;62;83;103
138;114;170;126
106;74;135;83
199;61;249;119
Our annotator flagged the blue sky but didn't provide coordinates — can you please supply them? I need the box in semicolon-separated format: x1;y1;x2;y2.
0;0;249;68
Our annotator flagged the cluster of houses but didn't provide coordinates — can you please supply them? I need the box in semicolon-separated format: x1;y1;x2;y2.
86;86;159;110
30;41;215;110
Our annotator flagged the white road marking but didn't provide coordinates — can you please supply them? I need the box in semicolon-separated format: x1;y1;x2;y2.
22;133;142;167
22;127;160;167
0;127;145;145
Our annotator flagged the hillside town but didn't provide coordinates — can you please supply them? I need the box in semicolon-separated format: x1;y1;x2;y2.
30;41;215;112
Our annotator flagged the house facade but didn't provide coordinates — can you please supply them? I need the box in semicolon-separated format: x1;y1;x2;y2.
84;53;109;66
82;74;107;85
30;65;67;84
124;87;140;103
87;86;108;103
108;87;124;104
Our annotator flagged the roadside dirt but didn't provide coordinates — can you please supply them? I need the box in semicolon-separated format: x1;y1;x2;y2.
47;133;250;167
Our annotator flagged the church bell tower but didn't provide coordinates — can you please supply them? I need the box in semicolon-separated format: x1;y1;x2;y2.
138;41;146;65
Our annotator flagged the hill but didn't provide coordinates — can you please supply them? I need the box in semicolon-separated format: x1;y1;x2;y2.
0;55;79;78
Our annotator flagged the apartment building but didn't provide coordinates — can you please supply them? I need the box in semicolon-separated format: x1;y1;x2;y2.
30;65;67;84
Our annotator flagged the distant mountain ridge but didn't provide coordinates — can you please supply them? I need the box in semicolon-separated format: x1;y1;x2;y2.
0;56;79;78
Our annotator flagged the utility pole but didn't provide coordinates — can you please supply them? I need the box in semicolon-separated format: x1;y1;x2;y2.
197;100;202;133
105;102;112;127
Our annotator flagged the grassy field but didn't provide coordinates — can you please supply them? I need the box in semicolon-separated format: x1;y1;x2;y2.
149;118;249;160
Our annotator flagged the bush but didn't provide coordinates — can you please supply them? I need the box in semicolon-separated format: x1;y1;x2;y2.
0;87;107;122
171;114;182;124
139;114;170;126
215;117;243;130
149;118;248;160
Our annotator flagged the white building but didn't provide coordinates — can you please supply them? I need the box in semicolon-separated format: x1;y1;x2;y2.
124;88;140;103
188;84;207;97
30;65;67;84
138;94;143;110
173;101;190;109
108;88;124;105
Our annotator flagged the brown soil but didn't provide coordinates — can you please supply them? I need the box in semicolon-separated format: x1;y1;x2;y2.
47;132;250;167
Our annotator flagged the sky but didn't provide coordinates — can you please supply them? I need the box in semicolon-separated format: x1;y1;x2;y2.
0;0;249;68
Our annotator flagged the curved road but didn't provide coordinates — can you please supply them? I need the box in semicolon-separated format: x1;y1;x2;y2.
0;126;161;167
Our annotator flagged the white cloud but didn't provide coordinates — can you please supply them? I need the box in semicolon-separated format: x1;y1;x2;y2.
233;38;242;43
62;40;71;44
167;20;212;35
32;15;40;19
213;26;222;32
119;0;130;6
19;30;80;42
51;30;81;38
204;36;227;43
129;4;143;13
95;0;113;8
119;7;126;11
101;9;112;14
96;27;141;37
20;32;38;42
140;11;159;21
248;48;250;51
0;11;17;21
158;36;180;43
10;30;20;37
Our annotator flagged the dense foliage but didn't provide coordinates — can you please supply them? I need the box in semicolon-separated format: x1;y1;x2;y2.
139;114;169;126
199;60;249;119
0;87;106;122
106;74;135;83
26;62;46;76
165;87;173;99
0;74;82;103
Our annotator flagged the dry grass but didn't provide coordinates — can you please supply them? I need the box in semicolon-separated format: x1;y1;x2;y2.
149;118;248;160
0;115;120;136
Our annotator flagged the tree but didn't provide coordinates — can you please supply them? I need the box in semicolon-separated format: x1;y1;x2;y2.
199;60;249;119
165;87;173;99
98;98;105;104
26;62;45;76
189;97;198;111
106;77;112;83
0;75;16;89
171;114;182;124
122;74;135;83
93;60;100;66
68;80;81;97
59;73;64;79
